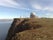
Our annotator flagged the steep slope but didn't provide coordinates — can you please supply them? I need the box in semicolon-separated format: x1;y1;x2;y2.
6;18;53;40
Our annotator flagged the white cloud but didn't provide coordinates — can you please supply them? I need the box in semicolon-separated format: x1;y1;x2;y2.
43;7;53;11
32;4;42;10
0;0;53;12
31;4;53;11
30;0;53;11
0;0;26;9
45;13;51;16
0;0;19;8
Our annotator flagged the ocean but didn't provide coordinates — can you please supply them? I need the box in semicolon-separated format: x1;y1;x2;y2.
0;21;12;40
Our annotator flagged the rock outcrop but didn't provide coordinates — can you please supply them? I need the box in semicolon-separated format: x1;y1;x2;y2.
6;18;53;40
6;18;42;40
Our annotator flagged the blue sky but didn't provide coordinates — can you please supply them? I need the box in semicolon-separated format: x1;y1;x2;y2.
0;0;53;19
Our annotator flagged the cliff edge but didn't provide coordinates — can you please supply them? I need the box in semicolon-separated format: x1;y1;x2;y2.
6;18;53;40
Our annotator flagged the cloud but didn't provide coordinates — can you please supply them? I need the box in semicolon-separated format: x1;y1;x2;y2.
43;7;53;11
30;0;53;11
32;4;53;11
0;0;53;11
0;0;27;9
0;0;19;8
32;4;42;10
45;13;51;16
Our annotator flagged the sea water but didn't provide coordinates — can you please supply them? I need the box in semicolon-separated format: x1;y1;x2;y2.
0;21;12;40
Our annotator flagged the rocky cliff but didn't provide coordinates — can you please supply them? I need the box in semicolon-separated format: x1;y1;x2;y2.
6;18;53;40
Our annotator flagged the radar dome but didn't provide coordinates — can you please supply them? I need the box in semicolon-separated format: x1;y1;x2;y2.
31;12;36;15
30;12;36;18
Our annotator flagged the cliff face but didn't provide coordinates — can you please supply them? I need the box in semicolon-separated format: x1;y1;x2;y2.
6;18;42;40
6;18;53;40
6;18;25;40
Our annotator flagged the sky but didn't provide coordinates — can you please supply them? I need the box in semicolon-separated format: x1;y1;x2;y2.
0;0;53;19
